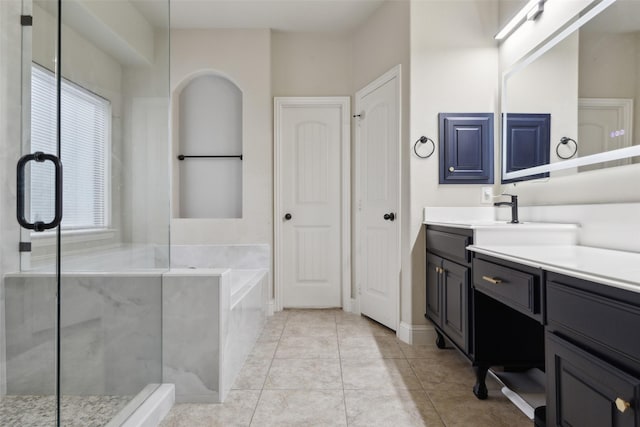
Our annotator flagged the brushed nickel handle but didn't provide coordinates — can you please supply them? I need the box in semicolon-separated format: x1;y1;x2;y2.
449;166;455;172
615;397;631;413
482;275;502;284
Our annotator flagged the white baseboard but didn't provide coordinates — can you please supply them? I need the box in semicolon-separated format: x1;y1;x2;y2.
267;299;275;316
397;321;436;345
349;298;359;314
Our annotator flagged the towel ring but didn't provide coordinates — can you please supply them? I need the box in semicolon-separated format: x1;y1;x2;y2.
556;137;578;160
414;136;435;159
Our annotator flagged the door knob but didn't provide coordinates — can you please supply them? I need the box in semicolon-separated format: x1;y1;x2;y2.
383;212;395;221
284;213;292;220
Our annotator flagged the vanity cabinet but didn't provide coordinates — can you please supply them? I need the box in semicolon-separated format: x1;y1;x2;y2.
546;272;640;427
471;254;546;399
425;226;472;353
425;227;546;400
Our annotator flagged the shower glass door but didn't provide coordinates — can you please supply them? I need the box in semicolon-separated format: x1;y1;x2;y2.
11;0;171;425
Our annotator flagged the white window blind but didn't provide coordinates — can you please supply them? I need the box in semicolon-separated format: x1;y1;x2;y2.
30;64;110;230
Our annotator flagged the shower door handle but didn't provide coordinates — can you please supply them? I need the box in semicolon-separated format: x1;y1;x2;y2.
17;151;63;231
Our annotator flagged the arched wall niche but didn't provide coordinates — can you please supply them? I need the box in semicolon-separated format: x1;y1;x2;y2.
172;70;243;218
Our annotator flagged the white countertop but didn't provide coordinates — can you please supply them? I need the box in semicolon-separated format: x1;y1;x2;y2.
468;244;640;294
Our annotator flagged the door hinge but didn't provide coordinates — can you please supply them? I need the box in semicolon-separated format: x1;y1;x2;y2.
21;15;33;26
19;241;32;252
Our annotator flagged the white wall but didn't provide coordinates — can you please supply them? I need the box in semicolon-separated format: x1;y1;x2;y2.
351;0;411;322
170;29;272;249
409;0;499;325
499;0;640;205
271;31;353;96
121;29;171;248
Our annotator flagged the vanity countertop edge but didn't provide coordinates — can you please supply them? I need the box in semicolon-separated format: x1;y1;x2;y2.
467;244;640;294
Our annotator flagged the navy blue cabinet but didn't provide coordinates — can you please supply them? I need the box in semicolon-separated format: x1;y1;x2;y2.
503;113;550;183
439;113;494;184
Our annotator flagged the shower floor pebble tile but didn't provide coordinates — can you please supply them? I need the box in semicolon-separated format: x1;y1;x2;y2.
0;394;131;427
161;309;531;427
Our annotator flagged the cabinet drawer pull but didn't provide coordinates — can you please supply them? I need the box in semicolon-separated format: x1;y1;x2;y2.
482;275;502;284
615;398;631;413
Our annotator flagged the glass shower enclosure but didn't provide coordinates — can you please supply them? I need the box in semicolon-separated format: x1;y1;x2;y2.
2;0;170;425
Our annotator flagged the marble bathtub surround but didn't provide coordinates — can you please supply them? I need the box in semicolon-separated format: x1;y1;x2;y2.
170;244;270;269
163;268;269;403
161;309;531;427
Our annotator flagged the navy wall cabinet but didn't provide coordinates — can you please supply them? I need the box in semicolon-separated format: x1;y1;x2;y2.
503;113;550;183
439;113;494;184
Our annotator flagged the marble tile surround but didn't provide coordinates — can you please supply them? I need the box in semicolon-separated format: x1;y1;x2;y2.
3;273;162;396
163;268;268;404
169;244;270;270
161;309;531;427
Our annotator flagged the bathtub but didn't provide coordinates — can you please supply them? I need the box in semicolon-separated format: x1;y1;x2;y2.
162;267;268;403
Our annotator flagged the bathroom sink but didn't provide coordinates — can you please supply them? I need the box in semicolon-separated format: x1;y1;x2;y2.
472;222;579;246
422;207;579;246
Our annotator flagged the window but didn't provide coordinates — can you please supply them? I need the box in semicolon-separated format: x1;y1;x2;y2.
30;64;110;230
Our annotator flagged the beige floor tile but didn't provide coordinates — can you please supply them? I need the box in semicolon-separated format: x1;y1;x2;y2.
285;311;337;326
257;328;283;343
249;341;279;359
274;335;339;359
268;311;290;322
334;311;367;324
427;383;531;427
281;322;337;337
338;335;404;359
342;358;423;390
232;358;272;390
344;389;445;427
337;321;395;338
398;341;440;359
159;390;260;427
264;358;342;389
408;353;477;391
250;389;347;426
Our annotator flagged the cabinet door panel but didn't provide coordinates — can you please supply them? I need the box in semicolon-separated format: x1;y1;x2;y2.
442;260;469;352
503;113;550;183
426;253;443;326
546;332;639;427
438;113;494;184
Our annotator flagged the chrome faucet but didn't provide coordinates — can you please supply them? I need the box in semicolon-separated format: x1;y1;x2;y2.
494;193;519;224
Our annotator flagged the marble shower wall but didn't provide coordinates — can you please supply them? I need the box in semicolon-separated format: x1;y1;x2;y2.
4;273;162;396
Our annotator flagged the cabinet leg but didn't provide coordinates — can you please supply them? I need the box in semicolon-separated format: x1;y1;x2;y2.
435;331;446;349
473;366;489;400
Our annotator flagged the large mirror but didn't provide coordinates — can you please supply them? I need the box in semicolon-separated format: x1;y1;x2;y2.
502;0;640;181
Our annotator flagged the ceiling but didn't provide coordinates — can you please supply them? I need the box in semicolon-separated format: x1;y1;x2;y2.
131;0;386;32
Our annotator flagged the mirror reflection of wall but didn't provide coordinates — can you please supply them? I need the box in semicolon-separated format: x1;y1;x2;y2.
578;0;640;171
502;0;640;181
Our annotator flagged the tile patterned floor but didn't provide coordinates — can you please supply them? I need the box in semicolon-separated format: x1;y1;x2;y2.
160;309;532;427
0;394;131;427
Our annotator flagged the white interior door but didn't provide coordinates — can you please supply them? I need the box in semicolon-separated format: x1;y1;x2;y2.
275;97;350;308
355;66;401;330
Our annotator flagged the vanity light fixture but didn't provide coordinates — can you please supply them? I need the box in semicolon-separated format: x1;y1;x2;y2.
495;0;547;41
